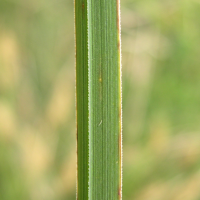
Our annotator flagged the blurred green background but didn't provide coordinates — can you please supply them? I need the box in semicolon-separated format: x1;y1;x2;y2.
1;0;200;199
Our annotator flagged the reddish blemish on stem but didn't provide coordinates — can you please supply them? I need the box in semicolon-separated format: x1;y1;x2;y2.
81;2;85;18
118;186;122;198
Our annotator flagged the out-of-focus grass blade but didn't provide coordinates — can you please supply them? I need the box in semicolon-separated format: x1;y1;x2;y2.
75;0;122;199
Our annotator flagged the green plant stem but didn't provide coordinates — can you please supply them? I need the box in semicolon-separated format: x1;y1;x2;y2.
75;0;122;199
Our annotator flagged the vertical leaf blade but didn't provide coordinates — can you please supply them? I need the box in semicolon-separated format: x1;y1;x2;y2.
75;0;122;199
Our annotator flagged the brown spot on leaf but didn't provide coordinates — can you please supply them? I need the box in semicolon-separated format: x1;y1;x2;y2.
118;186;122;198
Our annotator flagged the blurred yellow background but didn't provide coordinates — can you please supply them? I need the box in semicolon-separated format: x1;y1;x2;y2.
1;0;200;199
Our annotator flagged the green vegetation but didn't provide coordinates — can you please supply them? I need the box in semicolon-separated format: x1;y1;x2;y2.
1;0;200;199
75;0;122;199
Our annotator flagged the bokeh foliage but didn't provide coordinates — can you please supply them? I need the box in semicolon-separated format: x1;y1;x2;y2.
1;0;200;199
122;0;200;199
0;0;75;199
